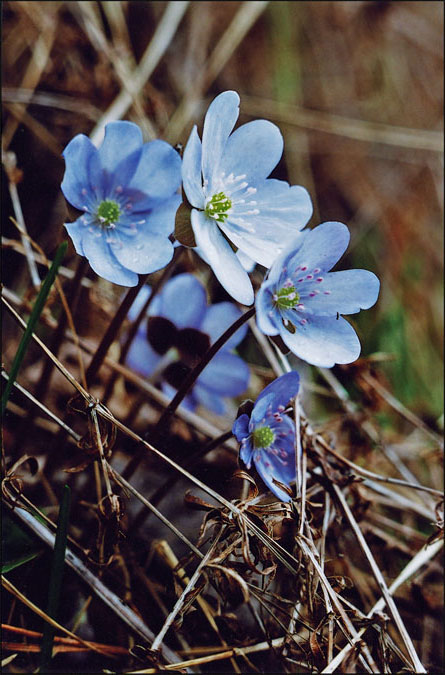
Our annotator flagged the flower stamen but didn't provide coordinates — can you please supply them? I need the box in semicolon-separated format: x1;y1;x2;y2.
205;191;232;222
274;284;300;310
96;199;121;228
253;426;275;449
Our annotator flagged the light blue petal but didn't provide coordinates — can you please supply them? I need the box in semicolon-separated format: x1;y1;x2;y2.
119;193;180;236
126;328;161;377
280;315;361;367
82;229;138;286
253;372;300;420
113;230;174;274
191;209;254;306
220;120;283;184
198;352;250;397
254;431;296;502
192;383;226;415
61;134;103;209
144;193;182;236
250;392;274;426
287;221;350;276
64;217;87;256
129;140;182;200
265;239;305;287
98;121;143;187
233;413;250;443
236;249;256;272
200;302;247;349
202;91;240;192
300;269;380;316
127;285;151;322
98;121;143;169
240;437;254;469
182;125;205;209
255;281;280;336
220;181;312;267
158;273;207;328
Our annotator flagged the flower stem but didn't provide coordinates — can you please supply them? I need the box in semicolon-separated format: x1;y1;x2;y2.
85;274;149;386
101;248;184;404
153;306;256;435
121;306;255;483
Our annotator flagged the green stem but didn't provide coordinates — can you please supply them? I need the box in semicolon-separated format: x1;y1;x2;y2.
1;241;67;417
39;485;71;673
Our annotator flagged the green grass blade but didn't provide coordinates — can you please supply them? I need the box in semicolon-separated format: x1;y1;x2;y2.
1;241;68;417
39;484;71;673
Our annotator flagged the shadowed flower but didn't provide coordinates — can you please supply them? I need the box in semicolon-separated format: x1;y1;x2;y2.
232;371;300;502
126;273;250;415
61;121;182;286
255;221;380;367
182;91;313;305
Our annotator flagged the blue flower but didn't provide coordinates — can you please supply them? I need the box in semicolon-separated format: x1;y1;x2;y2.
125;273;250;415
232;371;300;502
255;221;380;368
61;121;182;286
182;91;313;305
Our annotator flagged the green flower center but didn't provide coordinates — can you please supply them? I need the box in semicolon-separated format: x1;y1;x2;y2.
275;285;300;310
205;192;232;222
96;200;121;227
253;426;275;449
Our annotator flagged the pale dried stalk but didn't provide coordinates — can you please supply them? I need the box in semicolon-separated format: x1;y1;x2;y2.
322;537;443;673
154;540;242;674
71;1;156;141
2;295;88;399
248;318;283;377
241;95;444;152
109;467;201;557
1;240;93;286
2;289;233;444
7;506;180;664
1;371;81;442
2;152;40;288
331;483;427;673
89;1;190;146
360;371;443;446
90;407;113;499
2;87;101;120
8;220;87;387
317;367;437;500
151;529;223;651
296;536;379;673
2;575;108;657
314;433;441;500
362;480;436;520
2;5;58;150
127;635;290;673
165;1;270;143
4;308;304;574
